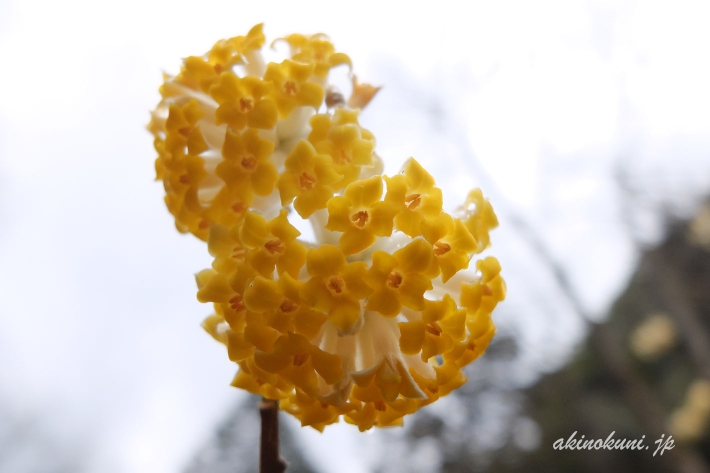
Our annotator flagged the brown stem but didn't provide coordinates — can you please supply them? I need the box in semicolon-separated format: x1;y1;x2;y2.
259;398;287;473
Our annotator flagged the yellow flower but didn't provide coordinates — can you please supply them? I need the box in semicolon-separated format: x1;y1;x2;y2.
264;60;325;118
151;98;214;240
149;24;381;242
149;26;276;241
348;75;382;110
460;188;499;252
216;128;278;200
385;158;444;238
460;257;506;316
276;33;352;79
243;274;328;340
398;295;466;361
308;108;376;189
206;223;248;274
210;73;278;130
176;24;266;93
365;239;439;317
300;245;372;334
276;140;342;218
325;176;399;255
195;259;256;336
210;23;265;72
152;24;505;432
422;213;478;283
239;210;307;278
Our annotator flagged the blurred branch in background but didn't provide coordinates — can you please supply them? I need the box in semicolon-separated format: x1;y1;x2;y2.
505;203;710;473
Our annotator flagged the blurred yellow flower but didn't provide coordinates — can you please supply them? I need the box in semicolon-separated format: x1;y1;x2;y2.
629;312;677;361
150;23;505;431
276;32;352;79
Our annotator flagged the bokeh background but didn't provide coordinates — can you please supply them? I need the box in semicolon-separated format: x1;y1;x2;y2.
1;0;709;472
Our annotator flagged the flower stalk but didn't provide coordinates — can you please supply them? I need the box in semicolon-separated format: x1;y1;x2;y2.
259;398;287;473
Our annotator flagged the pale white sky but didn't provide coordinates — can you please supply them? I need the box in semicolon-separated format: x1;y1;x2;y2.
1;1;709;472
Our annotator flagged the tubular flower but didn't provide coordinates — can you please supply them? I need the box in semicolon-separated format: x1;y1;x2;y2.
276;140;343;218
385;158;444;238
217;128;277;200
325;175;399;255
308;108;378;189
275;33;352;80
177;24;266;93
151;24;505;431
264;60;325;118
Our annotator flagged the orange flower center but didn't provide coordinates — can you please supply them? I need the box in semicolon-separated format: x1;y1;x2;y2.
425;321;442;336
241;155;257;171
264;239;285;254
433;242;451;256
334;148;352;165
279;299;297;313
299;172;317;190
283;80;298;96
229;293;244;311
232;245;246;260
405;193;421;210
328;277;345;294
239;97;254;112
387;272;403;289
179;174;190;184
231;202;247;214
293;352;310;366
351;210;369;228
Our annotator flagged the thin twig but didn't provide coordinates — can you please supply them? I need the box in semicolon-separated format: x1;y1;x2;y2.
259;398;287;473
590;324;708;473
510;211;708;473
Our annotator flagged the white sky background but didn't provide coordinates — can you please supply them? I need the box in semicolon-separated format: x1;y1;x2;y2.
0;1;709;472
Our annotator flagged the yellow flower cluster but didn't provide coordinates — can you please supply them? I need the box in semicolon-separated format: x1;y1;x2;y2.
149;24;505;431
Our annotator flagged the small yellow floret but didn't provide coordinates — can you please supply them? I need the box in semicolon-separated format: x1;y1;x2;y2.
386;158;444;238
325;176;399;255
276;33;352;79
365;240;438;316
217;128;278;198
308;108;376;189
264;60;324;117
301;245;372;334
277;140;342;218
